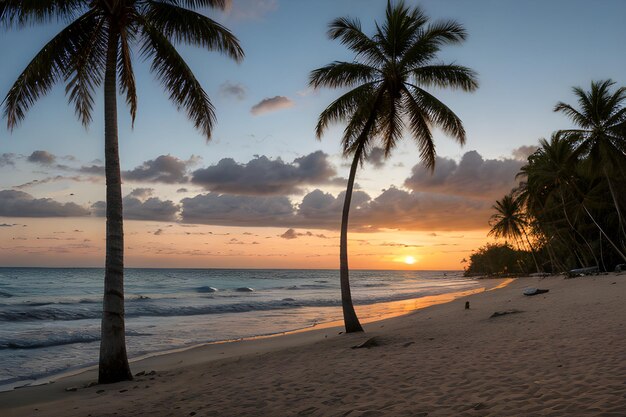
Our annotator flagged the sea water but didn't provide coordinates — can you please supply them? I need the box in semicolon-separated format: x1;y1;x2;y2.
0;267;479;389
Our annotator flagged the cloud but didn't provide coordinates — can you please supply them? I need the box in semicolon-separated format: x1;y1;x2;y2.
0;153;16;167
512;145;539;161
223;0;277;20
0;190;90;217
123;155;196;184
181;193;295;226
14;175;99;189
177;188;189;193
404;151;522;199
27;150;56;165
78;164;105;175
219;81;247;100
280;228;298;239
191;151;337;195
367;147;386;169
279;228;328;239
251;96;294;115
92;191;179;222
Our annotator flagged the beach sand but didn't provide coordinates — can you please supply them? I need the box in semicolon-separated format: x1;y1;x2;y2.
2;273;625;416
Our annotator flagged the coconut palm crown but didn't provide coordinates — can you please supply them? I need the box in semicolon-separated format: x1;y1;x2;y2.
309;1;478;333
1;0;243;383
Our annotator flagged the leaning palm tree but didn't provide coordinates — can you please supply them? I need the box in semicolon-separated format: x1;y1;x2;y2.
1;0;243;383
554;80;626;240
309;1;478;332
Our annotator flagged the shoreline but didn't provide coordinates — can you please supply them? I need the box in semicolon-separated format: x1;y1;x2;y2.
0;278;515;409
3;273;624;416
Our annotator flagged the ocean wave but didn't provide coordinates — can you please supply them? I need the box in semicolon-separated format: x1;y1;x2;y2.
0;285;475;323
196;286;218;293
0;290;13;298
0;330;148;350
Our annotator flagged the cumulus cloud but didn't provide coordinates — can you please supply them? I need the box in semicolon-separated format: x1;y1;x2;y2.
181;193;295;226
123;155;197;184
91;191;179;222
27;150;56;165
0;153;16;167
404;151;522;199
191;151;337;195
250;96;294;115
279;228;327;239
219;81;247;100
367;147;386;169
0;190;90;217
128;188;154;199
280;228;298;239
179;185;490;231
512;145;539;161
78;164;105;175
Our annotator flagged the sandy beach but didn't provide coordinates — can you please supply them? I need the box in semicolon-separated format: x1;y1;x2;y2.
1;273;624;416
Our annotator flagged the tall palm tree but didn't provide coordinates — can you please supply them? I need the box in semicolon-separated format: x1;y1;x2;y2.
488;192;540;273
554;80;626;240
309;1;478;333
1;0;243;383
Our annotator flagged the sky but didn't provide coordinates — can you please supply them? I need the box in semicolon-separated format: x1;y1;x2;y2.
1;0;625;269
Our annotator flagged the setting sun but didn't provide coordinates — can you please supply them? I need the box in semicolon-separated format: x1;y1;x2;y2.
404;256;416;265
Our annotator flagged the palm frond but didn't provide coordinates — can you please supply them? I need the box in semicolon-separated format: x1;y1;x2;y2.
315;83;376;139
406;84;465;143
3;10;97;129
140;22;215;139
118;27;138;125
400;20;467;69
402;90;436;170
64;11;106;127
327;16;386;65
411;64;478;92
378;91;404;156
309;61;378;89
0;0;84;27
153;0;230;10
145;0;243;62
554;102;591;128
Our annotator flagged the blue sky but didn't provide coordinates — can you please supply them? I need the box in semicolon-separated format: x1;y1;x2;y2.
1;0;625;268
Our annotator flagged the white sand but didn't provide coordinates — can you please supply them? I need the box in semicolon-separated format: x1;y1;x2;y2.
2;274;625;416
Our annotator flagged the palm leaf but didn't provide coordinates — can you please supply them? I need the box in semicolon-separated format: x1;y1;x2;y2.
410;64;478;92
140;21;215;139
309;61;378;89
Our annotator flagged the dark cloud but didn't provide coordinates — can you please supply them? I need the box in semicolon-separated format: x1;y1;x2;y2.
191;151;336;195
14;175;98;189
250;96;294;115
181;193;295;226
0;153;16;167
0;190;90;217
128;188;154;199
219;81;247;100
367;147;386;169
177;188;189;193
91;192;179;222
280;228;298;239
123;155;196;184
78;164;105;175
404;151;522;199
27;150;56;165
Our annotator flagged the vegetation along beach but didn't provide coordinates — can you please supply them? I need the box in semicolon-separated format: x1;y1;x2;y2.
0;1;625;416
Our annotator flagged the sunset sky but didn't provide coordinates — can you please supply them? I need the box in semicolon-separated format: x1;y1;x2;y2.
1;0;625;269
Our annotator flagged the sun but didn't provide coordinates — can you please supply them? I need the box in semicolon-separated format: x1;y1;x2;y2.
404;256;416;265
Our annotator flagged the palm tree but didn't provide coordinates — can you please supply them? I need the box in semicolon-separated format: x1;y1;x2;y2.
1;0;243;383
554;80;626;240
309;1;478;333
488;192;540;273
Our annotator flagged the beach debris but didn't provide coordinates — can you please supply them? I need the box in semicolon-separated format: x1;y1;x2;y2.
567;266;599;278
403;341;415;348
96;389;105;394
523;288;549;296
615;264;625;273
465;301;470;310
64;386;78;392
351;336;382;349
490;309;523;318
135;371;145;377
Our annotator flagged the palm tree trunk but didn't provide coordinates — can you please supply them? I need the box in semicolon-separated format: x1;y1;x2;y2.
339;149;364;333
99;27;132;384
603;166;626;242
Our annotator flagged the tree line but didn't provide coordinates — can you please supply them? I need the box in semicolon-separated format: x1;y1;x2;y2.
469;80;626;276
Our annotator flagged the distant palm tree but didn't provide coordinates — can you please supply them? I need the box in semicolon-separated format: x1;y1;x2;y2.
309;1;477;332
488;192;540;273
554;80;626;239
2;0;243;383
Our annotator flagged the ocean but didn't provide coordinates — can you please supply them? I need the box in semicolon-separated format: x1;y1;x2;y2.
0;267;481;389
